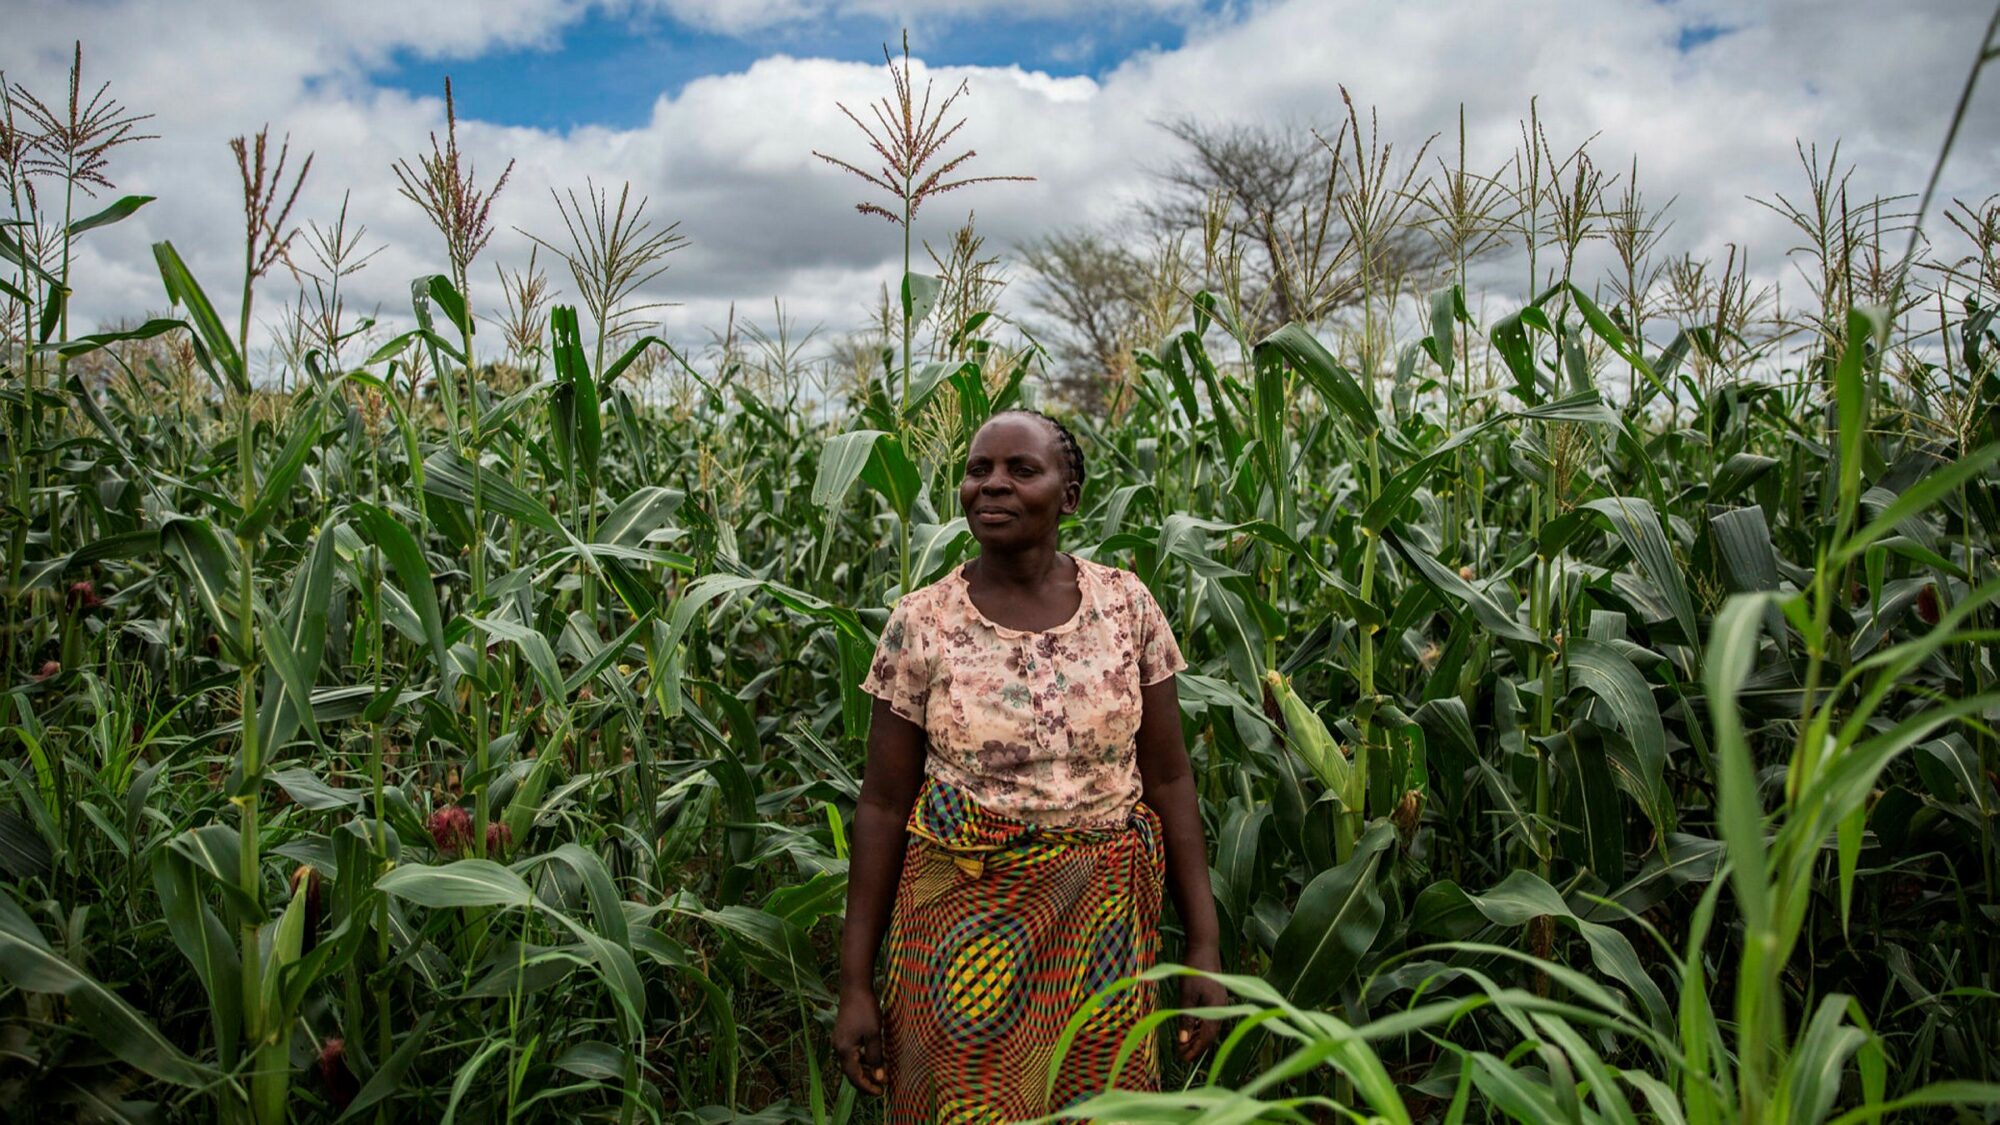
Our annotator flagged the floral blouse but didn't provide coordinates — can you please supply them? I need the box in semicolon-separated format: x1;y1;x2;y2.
860;554;1188;828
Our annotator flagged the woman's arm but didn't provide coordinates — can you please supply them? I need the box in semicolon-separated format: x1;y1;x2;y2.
1135;674;1228;1063
834;696;927;1094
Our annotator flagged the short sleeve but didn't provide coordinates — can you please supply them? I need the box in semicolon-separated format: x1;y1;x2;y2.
1133;577;1187;685
861;596;932;725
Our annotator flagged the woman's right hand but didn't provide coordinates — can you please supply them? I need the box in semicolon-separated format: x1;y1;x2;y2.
833;986;889;1095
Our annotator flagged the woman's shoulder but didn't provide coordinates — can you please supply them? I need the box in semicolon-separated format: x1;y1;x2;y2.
886;568;965;625
1076;554;1144;592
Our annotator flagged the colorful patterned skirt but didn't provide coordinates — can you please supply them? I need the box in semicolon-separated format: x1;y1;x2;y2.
879;775;1166;1122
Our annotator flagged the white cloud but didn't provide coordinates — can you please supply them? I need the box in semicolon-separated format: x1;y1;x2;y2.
640;0;1205;36
6;0;1997;369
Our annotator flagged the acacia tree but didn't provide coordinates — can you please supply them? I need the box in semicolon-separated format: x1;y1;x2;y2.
1142;115;1445;337
1018;227;1145;414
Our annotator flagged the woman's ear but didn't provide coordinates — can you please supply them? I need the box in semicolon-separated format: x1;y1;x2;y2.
1063;481;1081;514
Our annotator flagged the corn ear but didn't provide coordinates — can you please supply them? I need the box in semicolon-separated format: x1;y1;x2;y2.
1265;670;1350;799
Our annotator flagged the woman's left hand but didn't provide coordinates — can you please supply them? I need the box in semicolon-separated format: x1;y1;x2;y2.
1173;946;1228;1065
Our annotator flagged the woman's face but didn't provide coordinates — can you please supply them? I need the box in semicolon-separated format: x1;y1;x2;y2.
959;414;1078;552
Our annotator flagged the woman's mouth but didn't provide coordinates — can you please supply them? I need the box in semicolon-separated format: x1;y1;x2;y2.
974;507;1017;523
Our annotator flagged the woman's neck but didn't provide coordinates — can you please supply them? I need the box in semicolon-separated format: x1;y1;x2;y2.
968;542;1068;591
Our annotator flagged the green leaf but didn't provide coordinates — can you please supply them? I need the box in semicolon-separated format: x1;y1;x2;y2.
902;359;973;422
362;326;464;368
1268;824;1393;1008
1489;307;1540;404
44;317;186;360
469;616;565;709
1384;527;1540;644
1565;638;1674;837
1412;870;1671;1027
68;528;161;568
336;1011;438;1121
0;225;58;284
1918;737;1988;810
378;859;534;909
602;334;683;387
1712;452;1780;503
422;449;563;534
442;1038;508;1125
1413;698;1478;809
949;361;995;434
1832;307;1883;526
1831;441;2000;568
353;503;448;668
1710;506;1780;594
1216;797;1270;923
1200;576;1266;691
1364;423;1501;532
1427;284;1460;381
269;766;362;811
0;889;212;1088
36;278;63;344
813;429;887;512
256;520;338;750
1363;392;1613;531
160;517;243;660
551;305;601;483
1583;496;1699;650
536;843;630;947
152;851;242;1067
1567;283;1670;401
165;825;259;915
763;872;849;930
682;904;831;1002
900;272;941;329
1555;729;1626;879
861;432;923;521
563;611;651;698
239;401;322;540
1252;347;1287;492
552;1041;626;1081
632;929;739;1099
426;274;472;340
1469;1049;1569;1120
1786;994;1870;1125
1255;323;1396;451
1824;1081;2000;1125
1704;595;1776;935
152;240;244;393
0;808;51;883
541;913;647;1039
664;576;857;648
595;486;683;547
68;194;154;237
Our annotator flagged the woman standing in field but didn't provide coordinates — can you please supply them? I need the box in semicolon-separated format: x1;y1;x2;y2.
833;409;1226;1116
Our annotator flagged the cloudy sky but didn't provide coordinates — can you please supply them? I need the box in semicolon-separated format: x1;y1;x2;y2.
7;0;1998;366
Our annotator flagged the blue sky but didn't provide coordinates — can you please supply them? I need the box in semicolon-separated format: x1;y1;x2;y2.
1674;22;1732;52
376;4;1223;131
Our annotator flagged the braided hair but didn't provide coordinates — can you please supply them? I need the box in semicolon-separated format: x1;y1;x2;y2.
992;407;1087;494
